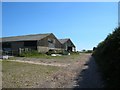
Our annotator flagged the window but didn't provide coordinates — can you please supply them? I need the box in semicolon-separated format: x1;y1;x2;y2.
48;39;53;43
2;42;11;48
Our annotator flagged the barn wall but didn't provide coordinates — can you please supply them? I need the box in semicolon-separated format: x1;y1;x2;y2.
37;37;48;47
0;42;2;54
11;41;24;55
3;41;37;55
37;34;62;53
37;46;49;53
23;41;37;50
47;34;62;49
61;40;76;52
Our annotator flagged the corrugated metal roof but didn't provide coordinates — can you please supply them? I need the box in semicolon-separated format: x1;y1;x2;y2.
58;38;70;44
59;38;75;47
1;33;52;42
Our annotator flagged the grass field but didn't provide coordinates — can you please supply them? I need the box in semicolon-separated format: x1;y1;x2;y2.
2;61;61;88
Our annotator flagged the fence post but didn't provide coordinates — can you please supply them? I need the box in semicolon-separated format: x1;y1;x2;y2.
19;48;22;55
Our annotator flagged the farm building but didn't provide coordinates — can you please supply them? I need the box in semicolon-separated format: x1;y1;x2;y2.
59;38;76;52
1;33;76;55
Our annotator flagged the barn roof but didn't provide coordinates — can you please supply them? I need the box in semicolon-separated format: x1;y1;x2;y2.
1;33;52;42
58;38;70;44
59;38;75;47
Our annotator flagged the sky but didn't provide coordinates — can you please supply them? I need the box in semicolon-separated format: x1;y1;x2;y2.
2;0;120;2
2;2;118;51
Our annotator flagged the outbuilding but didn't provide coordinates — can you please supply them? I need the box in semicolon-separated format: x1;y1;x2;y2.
1;33;76;55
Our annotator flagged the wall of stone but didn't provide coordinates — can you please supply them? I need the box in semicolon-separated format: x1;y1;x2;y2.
37;46;49;53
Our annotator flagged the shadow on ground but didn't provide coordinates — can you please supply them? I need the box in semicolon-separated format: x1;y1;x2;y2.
73;56;104;89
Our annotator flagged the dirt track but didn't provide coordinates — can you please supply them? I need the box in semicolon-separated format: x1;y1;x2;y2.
6;60;70;67
38;54;104;88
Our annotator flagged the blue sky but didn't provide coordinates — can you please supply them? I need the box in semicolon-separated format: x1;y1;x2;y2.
2;2;118;51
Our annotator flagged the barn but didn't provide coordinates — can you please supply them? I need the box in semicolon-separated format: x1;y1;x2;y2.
59;38;76;52
1;33;62;55
1;33;76;56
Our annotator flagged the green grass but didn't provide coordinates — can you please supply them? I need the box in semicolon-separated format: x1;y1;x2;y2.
18;50;80;59
28;52;79;59
9;53;81;64
2;61;61;88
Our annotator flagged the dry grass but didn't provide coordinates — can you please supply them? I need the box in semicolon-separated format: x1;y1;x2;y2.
2;61;61;88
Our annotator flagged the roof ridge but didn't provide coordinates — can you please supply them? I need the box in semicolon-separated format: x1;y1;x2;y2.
2;33;52;38
59;38;70;40
2;33;53;42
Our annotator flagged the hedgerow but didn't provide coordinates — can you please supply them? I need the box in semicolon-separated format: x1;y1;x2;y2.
92;27;120;88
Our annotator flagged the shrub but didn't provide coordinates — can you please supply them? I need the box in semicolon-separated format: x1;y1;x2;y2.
70;51;79;55
62;50;69;55
81;49;93;53
92;27;120;88
46;49;55;55
85;50;93;53
19;50;43;57
46;49;69;55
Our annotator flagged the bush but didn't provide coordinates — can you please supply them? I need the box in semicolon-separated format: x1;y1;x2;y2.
46;49;55;55
62;50;69;55
81;49;93;53
85;50;93;53
70;51;79;55
92;27;120;88
19;50;44;57
46;49;69;55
